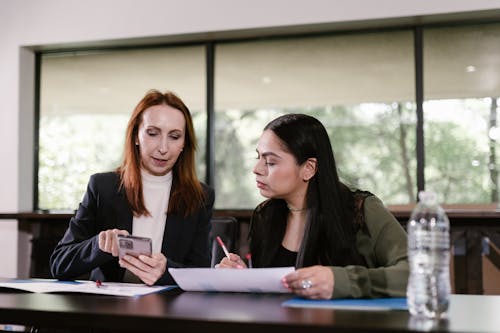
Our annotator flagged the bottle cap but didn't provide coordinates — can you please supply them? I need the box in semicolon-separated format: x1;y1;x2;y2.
418;191;438;204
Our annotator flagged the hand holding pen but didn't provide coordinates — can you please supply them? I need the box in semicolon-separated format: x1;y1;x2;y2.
215;236;247;269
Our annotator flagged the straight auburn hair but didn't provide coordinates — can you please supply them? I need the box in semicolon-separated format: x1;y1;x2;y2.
117;89;205;217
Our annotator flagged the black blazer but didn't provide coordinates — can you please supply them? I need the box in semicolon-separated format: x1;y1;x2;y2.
49;172;214;285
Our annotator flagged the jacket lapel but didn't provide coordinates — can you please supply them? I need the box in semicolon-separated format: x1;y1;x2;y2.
163;214;179;253
114;189;133;233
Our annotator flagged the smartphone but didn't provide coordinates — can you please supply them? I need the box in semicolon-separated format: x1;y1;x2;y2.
117;234;152;259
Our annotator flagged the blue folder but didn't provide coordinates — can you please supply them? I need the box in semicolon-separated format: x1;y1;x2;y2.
282;297;408;311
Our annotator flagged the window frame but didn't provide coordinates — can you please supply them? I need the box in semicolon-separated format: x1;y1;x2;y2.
34;19;500;211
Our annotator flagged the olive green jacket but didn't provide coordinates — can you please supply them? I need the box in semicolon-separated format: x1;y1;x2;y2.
330;196;409;298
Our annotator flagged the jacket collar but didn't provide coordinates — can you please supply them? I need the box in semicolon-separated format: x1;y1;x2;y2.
113;184;133;233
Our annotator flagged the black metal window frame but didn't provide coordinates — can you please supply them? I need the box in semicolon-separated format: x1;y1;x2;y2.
32;19;500;210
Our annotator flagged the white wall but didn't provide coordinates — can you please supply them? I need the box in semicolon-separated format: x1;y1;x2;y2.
1;0;500;278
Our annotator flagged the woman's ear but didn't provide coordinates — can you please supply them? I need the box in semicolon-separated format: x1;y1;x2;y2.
301;158;317;182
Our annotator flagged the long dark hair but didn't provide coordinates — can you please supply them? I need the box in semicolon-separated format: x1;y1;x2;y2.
117;89;204;218
249;114;364;268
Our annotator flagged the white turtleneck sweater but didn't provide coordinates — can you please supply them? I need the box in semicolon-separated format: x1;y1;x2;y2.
124;169;172;283
132;169;172;253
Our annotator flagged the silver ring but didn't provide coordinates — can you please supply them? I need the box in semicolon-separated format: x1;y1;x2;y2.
301;279;312;289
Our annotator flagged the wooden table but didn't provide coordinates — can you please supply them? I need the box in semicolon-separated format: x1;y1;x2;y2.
0;290;498;333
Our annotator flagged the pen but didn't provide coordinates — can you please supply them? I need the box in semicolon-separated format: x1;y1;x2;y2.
216;236;231;259
246;253;253;268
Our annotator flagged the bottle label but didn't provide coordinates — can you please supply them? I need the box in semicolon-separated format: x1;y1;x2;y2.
409;229;449;250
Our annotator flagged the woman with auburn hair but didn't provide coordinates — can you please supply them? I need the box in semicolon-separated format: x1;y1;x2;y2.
218;114;408;299
50;89;214;285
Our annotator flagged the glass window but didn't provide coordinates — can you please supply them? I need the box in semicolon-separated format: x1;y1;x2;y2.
424;23;500;205
215;31;416;208
39;46;206;210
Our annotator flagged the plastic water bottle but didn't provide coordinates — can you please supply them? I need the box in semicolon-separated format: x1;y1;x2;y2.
407;191;451;319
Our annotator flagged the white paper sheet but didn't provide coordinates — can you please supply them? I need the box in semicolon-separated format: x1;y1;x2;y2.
0;279;175;297
168;267;295;293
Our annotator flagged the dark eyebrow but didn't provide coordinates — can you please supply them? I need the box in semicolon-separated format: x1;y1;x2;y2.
256;149;281;159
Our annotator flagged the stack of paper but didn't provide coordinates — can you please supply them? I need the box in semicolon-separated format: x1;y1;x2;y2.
168;267;294;293
0;279;175;297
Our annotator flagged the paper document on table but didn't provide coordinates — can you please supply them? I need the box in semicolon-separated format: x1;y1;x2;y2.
169;267;294;293
0;279;175;297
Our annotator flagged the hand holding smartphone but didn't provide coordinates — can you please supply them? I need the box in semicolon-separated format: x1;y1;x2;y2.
117;235;152;259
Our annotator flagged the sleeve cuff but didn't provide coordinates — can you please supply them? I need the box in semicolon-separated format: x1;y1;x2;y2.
331;266;351;298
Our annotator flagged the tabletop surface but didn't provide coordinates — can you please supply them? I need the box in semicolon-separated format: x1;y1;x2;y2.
0;290;499;333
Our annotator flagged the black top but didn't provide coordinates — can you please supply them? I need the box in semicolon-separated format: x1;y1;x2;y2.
270;245;297;267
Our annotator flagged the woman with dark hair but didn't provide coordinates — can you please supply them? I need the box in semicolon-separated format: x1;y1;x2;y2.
218;114;408;299
50;89;214;285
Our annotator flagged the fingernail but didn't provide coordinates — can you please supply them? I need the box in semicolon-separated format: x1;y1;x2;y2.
236;265;244;269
